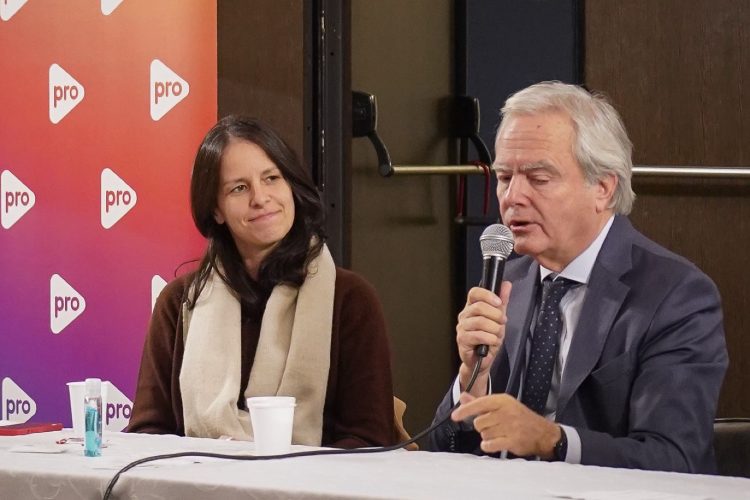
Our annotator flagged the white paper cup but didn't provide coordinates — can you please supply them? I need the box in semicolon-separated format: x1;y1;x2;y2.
66;382;85;438
67;380;111;438
247;396;296;455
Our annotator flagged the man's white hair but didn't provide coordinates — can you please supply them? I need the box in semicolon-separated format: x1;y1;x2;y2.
498;81;635;214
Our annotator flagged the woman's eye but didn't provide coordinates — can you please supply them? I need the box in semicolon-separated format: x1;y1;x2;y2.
231;184;247;193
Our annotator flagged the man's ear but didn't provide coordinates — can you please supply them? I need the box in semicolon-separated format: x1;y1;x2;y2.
595;173;618;213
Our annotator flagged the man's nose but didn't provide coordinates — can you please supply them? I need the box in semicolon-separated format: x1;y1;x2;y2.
501;175;526;206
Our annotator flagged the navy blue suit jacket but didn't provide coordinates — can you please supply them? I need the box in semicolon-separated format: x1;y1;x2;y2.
430;216;728;473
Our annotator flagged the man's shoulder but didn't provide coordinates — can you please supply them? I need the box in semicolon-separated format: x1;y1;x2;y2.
505;254;537;281
613;217;708;278
602;216;719;296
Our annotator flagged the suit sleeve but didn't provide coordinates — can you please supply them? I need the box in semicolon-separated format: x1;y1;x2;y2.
428;383;483;453
429;359;506;453
576;269;728;473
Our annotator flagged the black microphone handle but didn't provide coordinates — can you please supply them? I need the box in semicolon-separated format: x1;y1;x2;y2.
476;256;506;357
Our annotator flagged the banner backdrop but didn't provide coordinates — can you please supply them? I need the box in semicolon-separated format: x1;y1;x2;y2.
0;0;217;430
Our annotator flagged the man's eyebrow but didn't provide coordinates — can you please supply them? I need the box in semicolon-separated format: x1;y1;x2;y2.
520;161;558;173
492;161;559;174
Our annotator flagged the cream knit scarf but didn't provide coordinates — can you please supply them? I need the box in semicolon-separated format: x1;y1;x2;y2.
179;245;335;445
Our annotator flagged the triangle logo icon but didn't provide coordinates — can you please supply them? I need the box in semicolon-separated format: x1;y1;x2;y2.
0;0;29;21
49;64;85;124
101;168;137;229
50;274;87;334
151;275;167;312
1;377;37;422
150;59;190;121
1;170;36;229
101;0;124;15
103;381;134;431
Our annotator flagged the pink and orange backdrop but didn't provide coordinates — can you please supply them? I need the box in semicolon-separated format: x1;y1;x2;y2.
0;0;217;429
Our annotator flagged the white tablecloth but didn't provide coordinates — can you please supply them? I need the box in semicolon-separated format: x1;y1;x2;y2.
0;430;748;499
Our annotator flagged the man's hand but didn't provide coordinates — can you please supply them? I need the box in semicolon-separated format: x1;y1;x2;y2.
451;393;560;459
456;281;512;396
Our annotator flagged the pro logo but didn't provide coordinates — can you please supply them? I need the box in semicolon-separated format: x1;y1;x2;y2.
101;168;137;229
1;377;36;423
104;382;133;431
49;64;85;124
50;274;86;334
1;170;36;229
100;0;124;15
0;0;28;21
150;59;190;121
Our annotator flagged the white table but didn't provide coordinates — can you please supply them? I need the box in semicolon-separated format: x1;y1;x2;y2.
1;430;748;499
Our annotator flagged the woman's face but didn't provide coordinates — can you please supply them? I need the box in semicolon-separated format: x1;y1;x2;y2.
213;138;295;267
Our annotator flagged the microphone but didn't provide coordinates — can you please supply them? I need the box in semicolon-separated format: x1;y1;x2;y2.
476;223;514;357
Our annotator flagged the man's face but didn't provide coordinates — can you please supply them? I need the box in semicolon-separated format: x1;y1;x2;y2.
494;111;614;271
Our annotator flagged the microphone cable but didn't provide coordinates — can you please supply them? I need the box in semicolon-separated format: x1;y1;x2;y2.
102;356;486;500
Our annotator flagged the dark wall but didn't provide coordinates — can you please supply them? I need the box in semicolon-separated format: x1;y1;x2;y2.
217;0;310;167
350;0;456;443
458;0;582;300
585;0;750;418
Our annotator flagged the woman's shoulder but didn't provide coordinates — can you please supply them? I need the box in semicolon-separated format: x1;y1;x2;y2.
155;271;197;310
333;267;384;313
334;267;377;296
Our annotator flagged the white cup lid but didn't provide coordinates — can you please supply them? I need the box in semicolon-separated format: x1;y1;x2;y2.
247;396;296;408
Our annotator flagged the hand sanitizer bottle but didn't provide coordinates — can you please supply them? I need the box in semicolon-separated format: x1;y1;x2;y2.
84;378;102;457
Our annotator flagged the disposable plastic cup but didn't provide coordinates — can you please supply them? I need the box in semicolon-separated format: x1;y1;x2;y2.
247;396;296;455
66;382;86;439
67;380;111;438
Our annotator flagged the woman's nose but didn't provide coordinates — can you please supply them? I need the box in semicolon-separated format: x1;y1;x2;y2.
250;183;270;206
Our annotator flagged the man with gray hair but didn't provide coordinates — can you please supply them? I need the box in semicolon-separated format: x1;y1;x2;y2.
430;81;728;473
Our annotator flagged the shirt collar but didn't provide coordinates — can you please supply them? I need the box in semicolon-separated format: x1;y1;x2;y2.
540;215;615;285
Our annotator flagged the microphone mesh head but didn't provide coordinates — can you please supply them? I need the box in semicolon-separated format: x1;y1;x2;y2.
480;224;514;259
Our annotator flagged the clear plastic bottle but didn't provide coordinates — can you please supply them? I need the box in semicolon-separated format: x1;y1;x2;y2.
83;378;102;457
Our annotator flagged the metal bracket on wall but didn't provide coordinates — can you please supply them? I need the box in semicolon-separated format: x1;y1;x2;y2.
352;91;492;177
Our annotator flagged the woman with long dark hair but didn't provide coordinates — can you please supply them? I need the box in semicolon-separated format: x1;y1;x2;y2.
128;116;396;448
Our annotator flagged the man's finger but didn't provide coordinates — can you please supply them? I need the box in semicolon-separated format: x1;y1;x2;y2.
452;393;508;421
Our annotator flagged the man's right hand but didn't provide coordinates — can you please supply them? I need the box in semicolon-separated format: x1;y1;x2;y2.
457;281;512;397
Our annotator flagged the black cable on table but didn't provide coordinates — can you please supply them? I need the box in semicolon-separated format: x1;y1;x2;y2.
102;358;485;500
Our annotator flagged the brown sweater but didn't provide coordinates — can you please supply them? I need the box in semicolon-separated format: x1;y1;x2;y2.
127;267;396;448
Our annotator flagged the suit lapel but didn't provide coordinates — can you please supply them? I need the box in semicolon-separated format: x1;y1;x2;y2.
556;216;633;416
502;261;539;394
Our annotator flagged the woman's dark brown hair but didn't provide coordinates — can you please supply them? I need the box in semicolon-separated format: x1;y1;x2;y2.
187;116;325;311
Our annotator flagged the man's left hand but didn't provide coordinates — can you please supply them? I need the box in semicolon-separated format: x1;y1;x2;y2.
451;393;561;459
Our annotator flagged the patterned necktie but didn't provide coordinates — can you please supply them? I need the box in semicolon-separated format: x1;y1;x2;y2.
521;276;578;416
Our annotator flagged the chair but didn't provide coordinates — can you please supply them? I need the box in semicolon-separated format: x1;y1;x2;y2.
713;417;750;478
394;396;419;450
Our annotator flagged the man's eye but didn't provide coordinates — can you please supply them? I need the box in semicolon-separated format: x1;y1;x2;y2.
530;177;550;185
497;175;512;184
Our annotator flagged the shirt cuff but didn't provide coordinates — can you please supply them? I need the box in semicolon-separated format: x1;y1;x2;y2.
451;374;492;404
559;424;581;464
